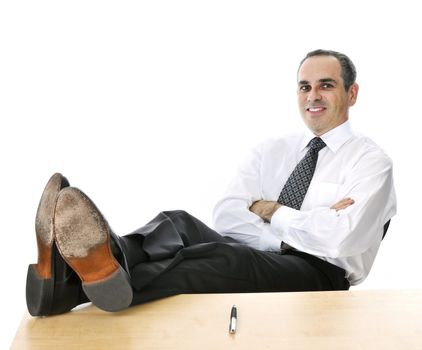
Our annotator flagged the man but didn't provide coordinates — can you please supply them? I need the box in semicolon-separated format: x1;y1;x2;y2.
26;49;396;316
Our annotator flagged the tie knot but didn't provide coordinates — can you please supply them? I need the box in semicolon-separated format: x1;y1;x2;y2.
308;137;326;152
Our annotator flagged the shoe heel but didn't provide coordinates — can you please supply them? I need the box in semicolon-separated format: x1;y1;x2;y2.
82;266;133;312
26;264;54;316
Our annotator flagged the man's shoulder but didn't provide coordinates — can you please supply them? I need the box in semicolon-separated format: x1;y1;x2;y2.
351;132;389;154
348;133;393;167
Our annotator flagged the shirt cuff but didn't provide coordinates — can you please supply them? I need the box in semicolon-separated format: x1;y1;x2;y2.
259;225;282;252
271;205;301;241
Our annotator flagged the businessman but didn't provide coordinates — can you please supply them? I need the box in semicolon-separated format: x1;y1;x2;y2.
26;49;396;316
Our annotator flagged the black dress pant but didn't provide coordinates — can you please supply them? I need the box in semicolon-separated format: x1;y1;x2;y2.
117;210;349;306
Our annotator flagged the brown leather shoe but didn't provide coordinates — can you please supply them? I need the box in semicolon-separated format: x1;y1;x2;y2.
26;173;88;316
54;187;133;312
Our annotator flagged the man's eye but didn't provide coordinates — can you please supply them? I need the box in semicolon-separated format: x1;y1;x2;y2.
299;85;311;92
321;83;334;89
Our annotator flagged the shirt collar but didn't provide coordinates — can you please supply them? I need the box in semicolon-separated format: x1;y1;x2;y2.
301;120;354;153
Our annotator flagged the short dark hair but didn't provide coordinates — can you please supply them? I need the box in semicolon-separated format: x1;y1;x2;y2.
299;49;357;91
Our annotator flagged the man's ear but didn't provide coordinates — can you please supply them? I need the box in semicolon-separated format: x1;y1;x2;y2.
348;83;359;106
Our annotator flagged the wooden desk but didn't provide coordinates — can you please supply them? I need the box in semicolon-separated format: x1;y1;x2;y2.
11;289;422;349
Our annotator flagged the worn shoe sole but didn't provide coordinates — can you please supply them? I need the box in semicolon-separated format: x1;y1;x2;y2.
54;187;133;312
26;173;71;316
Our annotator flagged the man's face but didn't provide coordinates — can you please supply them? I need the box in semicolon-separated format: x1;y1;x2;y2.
297;55;358;136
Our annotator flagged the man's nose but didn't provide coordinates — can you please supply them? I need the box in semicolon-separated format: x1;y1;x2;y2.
307;89;322;102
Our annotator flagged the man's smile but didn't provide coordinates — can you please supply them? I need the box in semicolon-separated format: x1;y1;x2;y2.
306;106;327;116
307;107;325;112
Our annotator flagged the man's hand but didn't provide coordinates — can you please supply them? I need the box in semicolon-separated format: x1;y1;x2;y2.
330;197;355;211
249;200;282;223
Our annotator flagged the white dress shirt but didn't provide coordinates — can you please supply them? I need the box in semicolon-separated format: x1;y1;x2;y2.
213;121;397;285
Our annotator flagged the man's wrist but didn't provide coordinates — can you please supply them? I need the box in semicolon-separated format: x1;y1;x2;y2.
268;202;282;222
249;200;282;222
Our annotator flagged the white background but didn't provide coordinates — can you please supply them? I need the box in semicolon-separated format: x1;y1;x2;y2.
1;1;421;348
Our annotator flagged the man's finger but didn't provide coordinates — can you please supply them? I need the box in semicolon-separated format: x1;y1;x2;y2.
330;198;355;211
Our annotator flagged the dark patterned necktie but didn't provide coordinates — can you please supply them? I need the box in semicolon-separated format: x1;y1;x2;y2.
277;137;326;210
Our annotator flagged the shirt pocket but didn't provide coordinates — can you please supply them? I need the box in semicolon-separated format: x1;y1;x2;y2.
305;181;341;208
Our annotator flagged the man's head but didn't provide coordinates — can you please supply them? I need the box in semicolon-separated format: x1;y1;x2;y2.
297;49;359;136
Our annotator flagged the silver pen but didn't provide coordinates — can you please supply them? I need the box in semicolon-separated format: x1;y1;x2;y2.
229;305;237;334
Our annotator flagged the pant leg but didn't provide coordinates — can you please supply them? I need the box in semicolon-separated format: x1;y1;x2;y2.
118;210;237;290
116;210;349;306
119;210;233;268
130;241;347;305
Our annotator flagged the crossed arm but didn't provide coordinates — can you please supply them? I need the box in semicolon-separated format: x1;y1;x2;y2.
249;197;355;223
